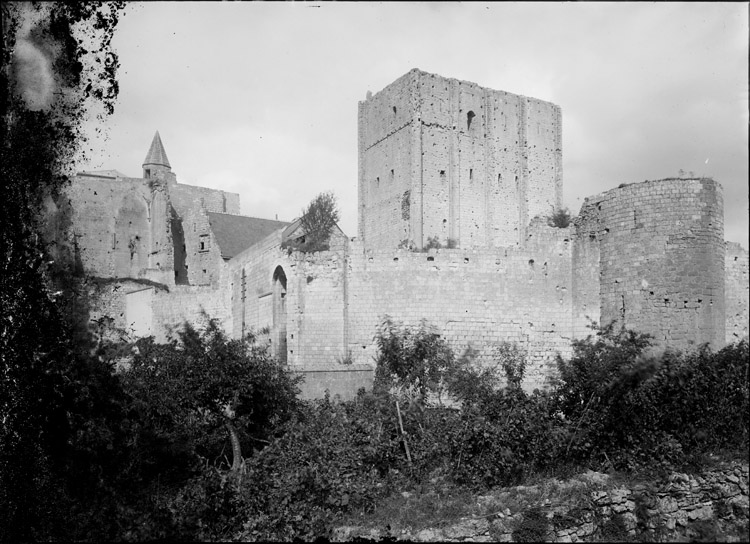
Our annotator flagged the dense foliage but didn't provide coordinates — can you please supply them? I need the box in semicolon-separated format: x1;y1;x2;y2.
1;2;126;541
547;207;573;228
282;191;341;253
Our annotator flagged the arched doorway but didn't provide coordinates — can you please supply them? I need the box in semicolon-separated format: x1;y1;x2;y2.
272;266;287;363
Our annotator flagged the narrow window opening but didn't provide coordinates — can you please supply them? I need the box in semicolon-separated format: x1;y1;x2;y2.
467;110;476;130
111;233;116;250
144;169;151;179
469;168;473;181
393;106;397;115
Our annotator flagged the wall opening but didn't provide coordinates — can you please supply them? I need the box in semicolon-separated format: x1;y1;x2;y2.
467;110;476;130
272;266;288;364
170;206;188;284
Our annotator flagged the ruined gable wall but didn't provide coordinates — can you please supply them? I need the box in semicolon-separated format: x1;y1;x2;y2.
65;175;173;285
725;241;749;343
170;182;240;216
180;203;225;287
591;179;725;350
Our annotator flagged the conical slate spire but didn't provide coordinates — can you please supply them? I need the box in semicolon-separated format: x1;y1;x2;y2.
143;131;171;168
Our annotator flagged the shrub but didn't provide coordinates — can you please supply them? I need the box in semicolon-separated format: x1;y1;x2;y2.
373;316;456;397
236;393;407;541
547;207;573;228
554;322;749;471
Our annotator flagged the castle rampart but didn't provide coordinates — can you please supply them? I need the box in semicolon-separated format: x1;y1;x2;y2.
726;241;750;343
65;73;749;401
578;178;726;350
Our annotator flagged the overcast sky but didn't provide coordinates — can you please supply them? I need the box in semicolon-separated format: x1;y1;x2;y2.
77;2;749;247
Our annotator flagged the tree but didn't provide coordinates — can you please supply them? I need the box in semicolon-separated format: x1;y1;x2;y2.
1;3;126;540
121;318;302;475
283;191;340;252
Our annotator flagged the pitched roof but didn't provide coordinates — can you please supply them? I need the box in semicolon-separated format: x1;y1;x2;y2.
143;131;171;168
207;212;290;259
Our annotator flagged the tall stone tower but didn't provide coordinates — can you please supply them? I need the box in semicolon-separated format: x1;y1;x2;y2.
358;69;563;250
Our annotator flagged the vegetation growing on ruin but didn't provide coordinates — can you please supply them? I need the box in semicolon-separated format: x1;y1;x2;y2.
282;191;341;253
547;206;573;228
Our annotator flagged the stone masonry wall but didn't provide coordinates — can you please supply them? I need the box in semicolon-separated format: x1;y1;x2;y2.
66;174;173;284
229;230;289;349
285;223;576;392
169;181;240;216
150;284;232;343
358;69;562;250
725;242;749;344
583;178;725;351
334;463;749;542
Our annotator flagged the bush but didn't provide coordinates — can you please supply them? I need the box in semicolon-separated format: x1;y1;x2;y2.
236;393;407;541
554;322;749;471
547;207;573;228
373;316;456;397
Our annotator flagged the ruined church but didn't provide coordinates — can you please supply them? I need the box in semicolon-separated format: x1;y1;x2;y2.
65;69;749;398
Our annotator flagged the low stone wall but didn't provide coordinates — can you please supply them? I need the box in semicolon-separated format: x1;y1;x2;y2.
292;364;374;401
333;462;749;542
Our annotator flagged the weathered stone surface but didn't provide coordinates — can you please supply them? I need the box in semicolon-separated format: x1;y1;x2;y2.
413;528;443;542
334;463;748;543
443;518;489;539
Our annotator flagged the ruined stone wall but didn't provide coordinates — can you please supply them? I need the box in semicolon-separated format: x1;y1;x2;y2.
65;174;173;285
334;462;749;543
150;283;232;343
725;241;749;343
286;250;349;368
180;203;225;287
229;230;288;348
585;178;725;351
169;182;239;216
358;69;562;251
280;224;574;391
572;208;602;339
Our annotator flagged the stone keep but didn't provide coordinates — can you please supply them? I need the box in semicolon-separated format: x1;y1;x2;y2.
358;68;563;250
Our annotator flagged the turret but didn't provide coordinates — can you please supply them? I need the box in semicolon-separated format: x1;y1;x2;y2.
142;131;173;181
